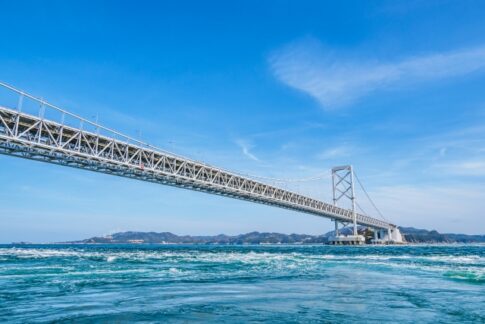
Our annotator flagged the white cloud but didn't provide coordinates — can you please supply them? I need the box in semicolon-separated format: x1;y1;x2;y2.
317;146;351;160
235;139;260;161
269;38;485;108
436;160;485;176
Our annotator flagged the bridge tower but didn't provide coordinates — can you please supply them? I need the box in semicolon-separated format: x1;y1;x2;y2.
329;165;365;245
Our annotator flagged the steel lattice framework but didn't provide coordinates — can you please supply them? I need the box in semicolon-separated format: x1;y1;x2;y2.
0;83;394;231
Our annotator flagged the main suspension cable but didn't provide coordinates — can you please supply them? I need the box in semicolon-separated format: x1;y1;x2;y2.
355;201;369;216
354;172;389;222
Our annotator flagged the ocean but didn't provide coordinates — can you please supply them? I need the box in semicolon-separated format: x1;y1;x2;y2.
0;244;484;323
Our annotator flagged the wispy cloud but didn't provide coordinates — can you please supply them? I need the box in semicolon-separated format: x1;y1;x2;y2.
370;184;485;233
317;146;352;160
235;139;260;161
269;38;485;108
436;160;485;176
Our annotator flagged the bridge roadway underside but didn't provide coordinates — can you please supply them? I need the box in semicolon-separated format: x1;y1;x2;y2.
0;105;393;231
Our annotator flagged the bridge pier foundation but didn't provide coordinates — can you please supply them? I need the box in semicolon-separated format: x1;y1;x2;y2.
371;227;404;244
328;220;365;245
328;234;365;245
371;229;386;244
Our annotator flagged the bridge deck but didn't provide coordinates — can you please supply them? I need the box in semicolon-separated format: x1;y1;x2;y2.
0;104;393;230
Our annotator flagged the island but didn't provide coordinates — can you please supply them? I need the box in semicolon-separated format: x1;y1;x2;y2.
62;227;485;245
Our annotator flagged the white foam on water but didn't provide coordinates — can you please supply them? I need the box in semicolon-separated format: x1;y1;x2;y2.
169;267;181;274
106;256;117;263
0;248;86;258
1;247;483;284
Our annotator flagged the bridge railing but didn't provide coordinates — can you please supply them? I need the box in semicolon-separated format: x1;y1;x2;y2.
0;81;277;184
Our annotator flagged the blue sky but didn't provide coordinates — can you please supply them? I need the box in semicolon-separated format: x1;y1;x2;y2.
1;0;485;242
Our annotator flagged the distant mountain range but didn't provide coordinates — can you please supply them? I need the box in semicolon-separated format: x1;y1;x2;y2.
66;227;485;244
69;231;327;244
398;227;485;243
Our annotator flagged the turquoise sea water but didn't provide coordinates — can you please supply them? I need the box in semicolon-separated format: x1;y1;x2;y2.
0;244;484;323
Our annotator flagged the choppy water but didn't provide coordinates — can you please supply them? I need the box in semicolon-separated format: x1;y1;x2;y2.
0;244;484;323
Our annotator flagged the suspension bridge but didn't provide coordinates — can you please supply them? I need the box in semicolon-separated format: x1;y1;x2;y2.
0;82;403;244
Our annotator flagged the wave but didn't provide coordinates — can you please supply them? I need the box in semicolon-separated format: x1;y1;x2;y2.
1;246;483;285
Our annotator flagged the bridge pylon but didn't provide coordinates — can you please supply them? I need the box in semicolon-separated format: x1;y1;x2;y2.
328;165;365;245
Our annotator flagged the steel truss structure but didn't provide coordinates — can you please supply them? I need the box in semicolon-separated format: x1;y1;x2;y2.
332;165;359;237
0;83;394;231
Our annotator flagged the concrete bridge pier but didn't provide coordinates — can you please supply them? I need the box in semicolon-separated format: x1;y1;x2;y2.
371;227;404;244
328;219;365;245
371;228;387;244
370;228;382;244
